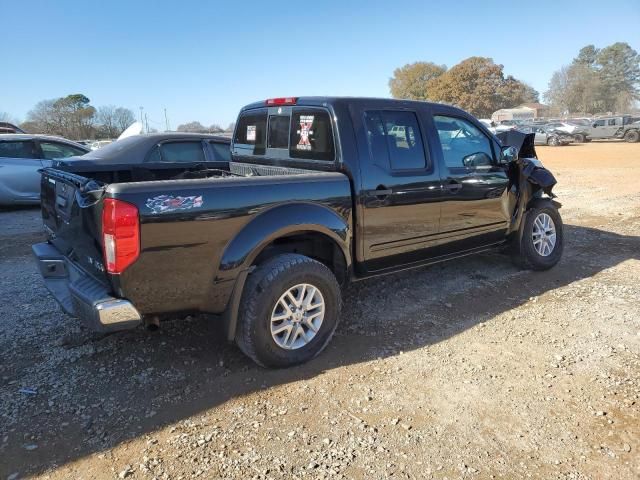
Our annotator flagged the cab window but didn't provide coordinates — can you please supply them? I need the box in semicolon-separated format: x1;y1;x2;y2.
434;115;494;169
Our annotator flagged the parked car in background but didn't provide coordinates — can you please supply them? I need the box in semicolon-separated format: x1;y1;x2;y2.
587;116;640;142
53;133;231;182
0;134;89;205
90;140;113;150
519;126;573;146
544;122;592;143
0;122;26;134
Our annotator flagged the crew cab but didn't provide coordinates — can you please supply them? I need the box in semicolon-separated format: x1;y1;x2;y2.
587;116;640;142
33;97;563;367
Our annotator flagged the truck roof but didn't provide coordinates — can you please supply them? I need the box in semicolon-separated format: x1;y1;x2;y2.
239;96;470;116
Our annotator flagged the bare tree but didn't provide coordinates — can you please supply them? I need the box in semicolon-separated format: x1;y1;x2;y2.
177;121;208;133
0;111;16;123
96;105;119;138
114;107;136;133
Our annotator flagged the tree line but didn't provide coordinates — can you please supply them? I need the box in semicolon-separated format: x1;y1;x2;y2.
389;57;539;118
17;94;136;140
175;121;235;134
544;43;640;115
389;42;639;117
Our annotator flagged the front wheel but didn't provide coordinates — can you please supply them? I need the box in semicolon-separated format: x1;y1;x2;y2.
512;204;564;271
235;254;341;368
547;136;559;146
573;133;585;143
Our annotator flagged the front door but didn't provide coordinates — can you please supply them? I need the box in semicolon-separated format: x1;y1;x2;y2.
351;102;443;273
430;112;510;253
590;118;618;139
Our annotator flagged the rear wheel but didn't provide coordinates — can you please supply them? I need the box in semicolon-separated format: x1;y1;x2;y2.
235;254;341;368
624;130;639;143
512;204;563;271
547;136;559;146
573;133;585;143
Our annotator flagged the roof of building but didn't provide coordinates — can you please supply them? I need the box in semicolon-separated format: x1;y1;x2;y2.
518;103;549;110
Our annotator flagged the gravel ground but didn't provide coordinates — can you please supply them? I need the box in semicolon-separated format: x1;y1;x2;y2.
0;142;639;479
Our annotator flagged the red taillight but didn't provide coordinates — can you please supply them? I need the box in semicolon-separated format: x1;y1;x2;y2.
265;97;297;106
102;198;140;274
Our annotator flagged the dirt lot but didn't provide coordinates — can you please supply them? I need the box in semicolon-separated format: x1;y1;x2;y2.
1;142;638;479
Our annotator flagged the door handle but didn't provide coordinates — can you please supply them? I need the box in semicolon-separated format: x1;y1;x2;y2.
444;180;462;193
366;185;393;199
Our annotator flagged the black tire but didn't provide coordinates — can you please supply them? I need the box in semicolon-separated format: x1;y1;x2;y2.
547;136;559;146
573;133;585;143
624;130;639;143
235;254;341;368
512;203;563;271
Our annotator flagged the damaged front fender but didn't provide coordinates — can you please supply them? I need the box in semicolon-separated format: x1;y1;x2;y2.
496;131;560;233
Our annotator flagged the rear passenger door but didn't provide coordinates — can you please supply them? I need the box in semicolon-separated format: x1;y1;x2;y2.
0;139;42;203
350;102;443;272
430;111;510;252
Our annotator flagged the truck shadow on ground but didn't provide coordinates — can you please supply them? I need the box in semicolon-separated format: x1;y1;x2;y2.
3;223;639;477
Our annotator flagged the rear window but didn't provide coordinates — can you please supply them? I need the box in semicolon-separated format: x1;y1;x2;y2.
234;107;334;162
290;110;334;161
0;140;37;158
268;115;290;149
234;110;267;155
146;141;205;163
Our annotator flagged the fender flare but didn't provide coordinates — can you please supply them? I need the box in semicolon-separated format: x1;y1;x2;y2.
219;202;351;272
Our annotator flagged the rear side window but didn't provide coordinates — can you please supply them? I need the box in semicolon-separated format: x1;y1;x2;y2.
363;110;427;170
0;140;37;159
234;110;267;155
209;141;231;161
147;142;205;163
290;109;334;161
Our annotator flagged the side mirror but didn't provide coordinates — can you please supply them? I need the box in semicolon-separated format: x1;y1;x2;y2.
500;145;518;163
592;123;598;128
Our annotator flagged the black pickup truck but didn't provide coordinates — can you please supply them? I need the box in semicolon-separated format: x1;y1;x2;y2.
33;97;563;367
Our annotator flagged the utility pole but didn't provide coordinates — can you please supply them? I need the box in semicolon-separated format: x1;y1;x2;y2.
139;106;144;126
164;108;170;131
145;113;149;133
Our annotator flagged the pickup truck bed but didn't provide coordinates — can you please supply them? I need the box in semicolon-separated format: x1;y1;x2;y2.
35;161;351;331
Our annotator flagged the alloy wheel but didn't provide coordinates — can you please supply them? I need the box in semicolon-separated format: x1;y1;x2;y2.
270;283;325;350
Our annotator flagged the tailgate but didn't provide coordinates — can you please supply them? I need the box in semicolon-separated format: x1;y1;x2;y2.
40;168;109;284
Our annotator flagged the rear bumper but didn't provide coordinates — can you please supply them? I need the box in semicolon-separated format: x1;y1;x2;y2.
32;242;142;332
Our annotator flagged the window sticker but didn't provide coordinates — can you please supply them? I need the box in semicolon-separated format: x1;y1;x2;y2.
246;125;256;142
296;115;314;151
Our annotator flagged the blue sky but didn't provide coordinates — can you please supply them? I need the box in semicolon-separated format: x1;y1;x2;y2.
2;0;639;128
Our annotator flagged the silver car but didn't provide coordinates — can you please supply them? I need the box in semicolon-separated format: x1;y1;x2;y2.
0;134;89;205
